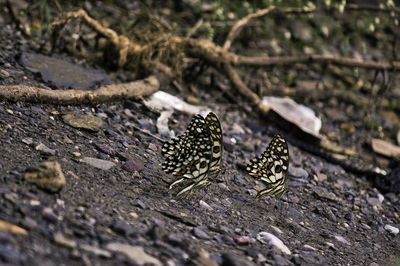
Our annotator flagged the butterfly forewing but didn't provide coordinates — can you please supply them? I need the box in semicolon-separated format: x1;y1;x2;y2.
161;113;223;196
161;115;212;177
246;135;289;197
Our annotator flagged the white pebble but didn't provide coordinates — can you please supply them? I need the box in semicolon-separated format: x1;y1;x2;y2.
257;232;291;255
384;225;399;235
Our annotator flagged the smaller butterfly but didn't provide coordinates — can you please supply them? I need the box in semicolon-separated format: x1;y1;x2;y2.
161;112;223;196
246;134;289;198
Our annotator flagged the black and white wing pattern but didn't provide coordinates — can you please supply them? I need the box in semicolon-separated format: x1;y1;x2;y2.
205;112;223;176
246;135;289;198
161;112;223;196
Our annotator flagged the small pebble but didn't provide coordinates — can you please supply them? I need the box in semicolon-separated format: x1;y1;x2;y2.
192;227;210;240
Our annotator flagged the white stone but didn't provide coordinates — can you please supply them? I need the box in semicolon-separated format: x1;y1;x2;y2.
199;200;213;211
256;232;291;255
384;225;399;235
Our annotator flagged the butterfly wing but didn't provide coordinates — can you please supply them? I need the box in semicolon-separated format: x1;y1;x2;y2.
205;112;223;175
161;114;212;179
246;134;289;197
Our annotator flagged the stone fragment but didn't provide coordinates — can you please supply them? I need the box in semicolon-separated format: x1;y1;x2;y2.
80;244;112;258
25;161;66;192
0;220;27;235
221;253;256;266
288;166;308;178
54;232;77;249
192;227;210;240
371;138;400;160
110;220;135;236
334;235;350;245
81;157;115;170
256;232;291;255
63;113;103;132
35;143;56;155
199;200;213;211
234;235;252;245
0;244;27;264
21;137;33;145
191;248;218;266
122;158;144;172
95;144;116;156
106;243;162;266
384;224;399;235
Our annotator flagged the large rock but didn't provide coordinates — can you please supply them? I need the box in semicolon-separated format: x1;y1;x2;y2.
25;161;66;192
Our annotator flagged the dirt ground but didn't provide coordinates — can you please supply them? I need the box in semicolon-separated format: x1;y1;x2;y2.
1;1;400;266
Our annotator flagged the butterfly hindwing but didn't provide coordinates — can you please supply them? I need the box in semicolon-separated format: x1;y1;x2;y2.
205;112;223;175
246;134;289;197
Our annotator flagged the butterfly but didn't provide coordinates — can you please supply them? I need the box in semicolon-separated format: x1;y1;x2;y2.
161;112;223;196
246;134;289;198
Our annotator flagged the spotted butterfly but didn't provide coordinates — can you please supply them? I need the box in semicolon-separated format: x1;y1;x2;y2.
246;135;289;198
161;112;223;196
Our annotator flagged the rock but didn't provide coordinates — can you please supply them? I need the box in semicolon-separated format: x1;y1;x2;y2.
234;235;252;245
371;138;400;160
106;243;162;266
291;21;312;42
256;232;291;255
272;254;289;266
0;244;27;264
344;212;355;222
221;253;256;266
95;144;116;156
0;68;10;78
81;157;115;170
110;220;135;236
148;143;158;152
63;113;104;132
192;227;210;240
147;225;165;241
313;187;339;202
53;232;77;249
80;244;112;258
122;158;144;172
42;207;59;223
367;197;382;206
288;166;308;179
191;248;218;266
199;200;213;211
35;143;56;156
21;137;33;145
384;225;399;235
233;174;247;186
0;220;27;235
19;52;110;90
334;235;350;245
25;161;66;192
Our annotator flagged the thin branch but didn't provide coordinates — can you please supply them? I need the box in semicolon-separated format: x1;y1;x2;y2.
345;3;400;14
186;19;204;38
223;6;315;51
238;54;400;70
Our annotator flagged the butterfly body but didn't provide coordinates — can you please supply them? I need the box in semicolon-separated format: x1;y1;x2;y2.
161;112;223;196
246;135;289;198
